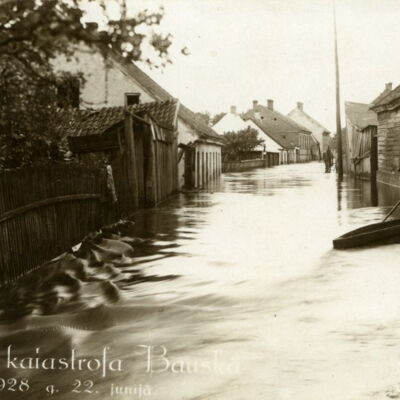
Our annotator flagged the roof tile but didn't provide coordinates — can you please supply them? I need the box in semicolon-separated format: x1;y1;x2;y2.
60;99;179;137
243;104;311;149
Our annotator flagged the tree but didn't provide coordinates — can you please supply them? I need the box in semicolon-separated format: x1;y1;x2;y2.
222;128;264;161
0;0;176;169
195;111;211;126
0;0;173;77
211;112;226;126
0;62;77;169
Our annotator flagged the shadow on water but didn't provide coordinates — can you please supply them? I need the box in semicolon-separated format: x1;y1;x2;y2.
337;174;400;211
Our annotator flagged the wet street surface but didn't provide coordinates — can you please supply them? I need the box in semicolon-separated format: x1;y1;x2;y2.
2;162;400;400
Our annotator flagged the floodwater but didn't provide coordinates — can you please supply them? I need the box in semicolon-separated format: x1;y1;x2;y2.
1;162;400;400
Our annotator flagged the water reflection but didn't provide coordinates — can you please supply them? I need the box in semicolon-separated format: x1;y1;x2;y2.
0;162;400;400
337;173;400;210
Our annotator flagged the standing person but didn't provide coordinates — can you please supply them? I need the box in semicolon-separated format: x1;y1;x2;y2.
323;146;334;173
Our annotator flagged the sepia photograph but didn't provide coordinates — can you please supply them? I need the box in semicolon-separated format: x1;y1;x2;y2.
1;0;400;399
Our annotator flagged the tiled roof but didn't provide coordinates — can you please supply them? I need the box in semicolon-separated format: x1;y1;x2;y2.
60;99;179;137
371;84;400;109
110;51;222;143
345;101;377;130
242;104;311;149
288;108;330;133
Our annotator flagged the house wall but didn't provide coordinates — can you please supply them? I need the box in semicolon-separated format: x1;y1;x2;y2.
280;149;299;164
195;143;222;189
344;119;376;179
53;49;155;107
282;149;297;164
177;119;202;188
376;108;400;187
213;113;282;154
299;133;313;162
288;108;330;154
352;126;376;180
344;117;355;174
280;150;288;164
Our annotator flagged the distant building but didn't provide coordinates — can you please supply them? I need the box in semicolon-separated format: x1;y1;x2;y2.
371;83;400;188
344;101;378;178
243;100;313;163
52;44;223;190
287;102;331;160
213;106;282;162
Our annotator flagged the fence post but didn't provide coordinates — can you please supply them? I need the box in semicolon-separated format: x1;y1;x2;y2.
124;112;139;209
145;124;157;206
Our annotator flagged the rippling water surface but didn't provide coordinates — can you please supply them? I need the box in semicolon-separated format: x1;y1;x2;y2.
2;162;400;400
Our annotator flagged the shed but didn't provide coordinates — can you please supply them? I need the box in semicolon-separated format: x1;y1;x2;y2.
64;99;180;216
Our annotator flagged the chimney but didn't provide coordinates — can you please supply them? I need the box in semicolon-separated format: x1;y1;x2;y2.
386;82;393;91
267;99;274;111
252;100;258;110
297;102;303;111
230;105;237;115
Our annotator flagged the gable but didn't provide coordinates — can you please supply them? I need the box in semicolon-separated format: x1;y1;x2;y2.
53;44;221;144
213;113;250;134
288;108;330;134
52;47;156;109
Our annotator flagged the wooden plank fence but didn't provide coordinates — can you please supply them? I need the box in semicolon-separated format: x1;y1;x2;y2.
0;163;114;283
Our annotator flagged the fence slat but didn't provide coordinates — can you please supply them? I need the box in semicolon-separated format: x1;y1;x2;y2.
0;163;110;283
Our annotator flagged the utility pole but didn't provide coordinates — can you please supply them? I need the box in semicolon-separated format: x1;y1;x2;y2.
333;1;343;180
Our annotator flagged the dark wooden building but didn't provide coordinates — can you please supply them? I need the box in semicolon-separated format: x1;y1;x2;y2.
371;84;400;188
344;102;378;180
66;99;180;216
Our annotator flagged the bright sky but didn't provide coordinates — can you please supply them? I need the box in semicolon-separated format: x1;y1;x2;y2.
87;0;400;132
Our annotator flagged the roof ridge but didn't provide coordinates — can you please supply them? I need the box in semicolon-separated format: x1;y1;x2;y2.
372;84;400;108
258;105;311;133
248;117;286;148
289;107;330;133
345;100;372;106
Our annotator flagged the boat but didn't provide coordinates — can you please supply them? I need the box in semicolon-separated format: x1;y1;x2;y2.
333;200;400;249
333;219;400;249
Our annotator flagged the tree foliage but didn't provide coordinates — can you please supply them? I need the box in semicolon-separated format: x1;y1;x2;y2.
195;111;227;127
0;62;82;169
0;0;175;169
195;111;211;126
211;112;226;126
222;128;264;161
0;0;173;76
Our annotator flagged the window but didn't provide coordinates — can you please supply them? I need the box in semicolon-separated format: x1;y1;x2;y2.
125;93;141;106
57;77;80;109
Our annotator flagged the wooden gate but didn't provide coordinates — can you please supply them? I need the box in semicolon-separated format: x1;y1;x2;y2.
0;164;112;283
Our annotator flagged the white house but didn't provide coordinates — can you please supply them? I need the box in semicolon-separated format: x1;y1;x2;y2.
52;45;223;190
213;106;282;161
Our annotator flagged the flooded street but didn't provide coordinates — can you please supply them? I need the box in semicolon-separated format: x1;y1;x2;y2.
2;161;400;400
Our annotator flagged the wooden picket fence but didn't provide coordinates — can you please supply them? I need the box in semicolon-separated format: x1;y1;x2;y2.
0;163;114;283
